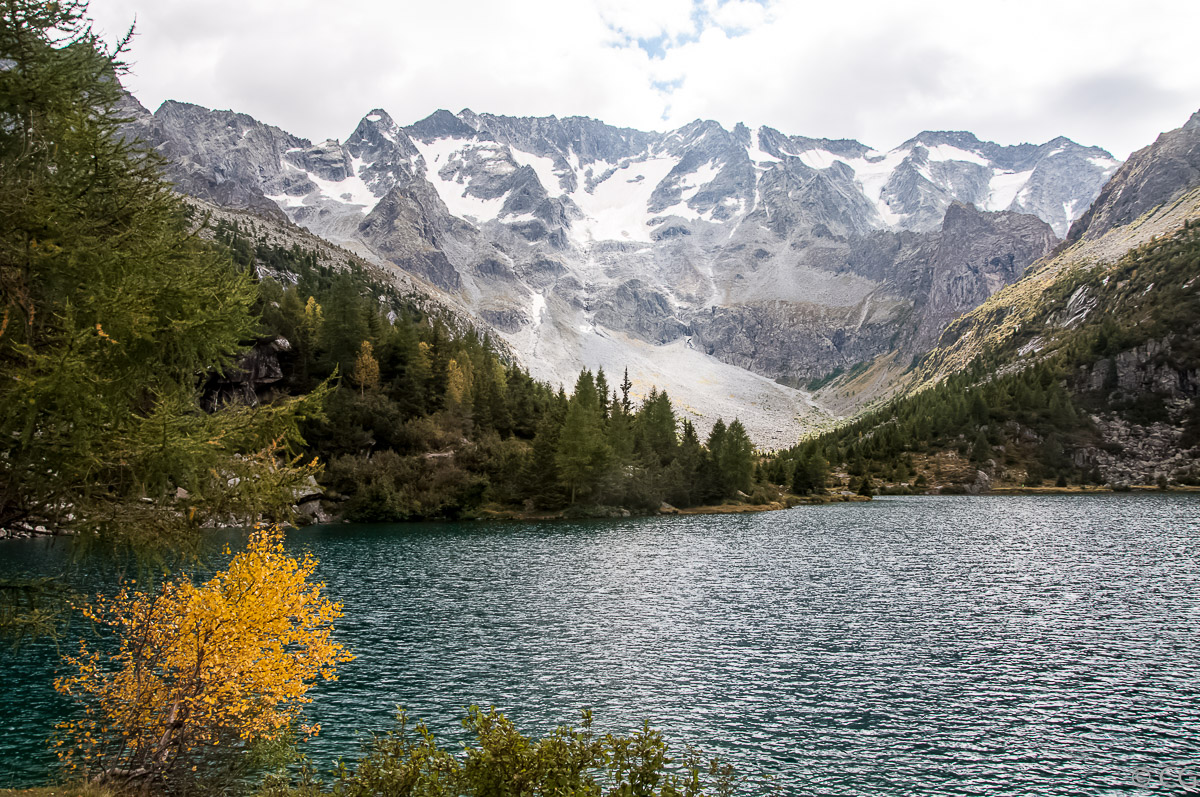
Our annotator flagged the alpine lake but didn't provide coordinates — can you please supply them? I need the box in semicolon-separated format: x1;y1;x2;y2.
2;494;1199;795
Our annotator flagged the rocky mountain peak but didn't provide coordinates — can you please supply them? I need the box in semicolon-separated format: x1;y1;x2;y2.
732;122;751;146
1067;107;1200;243
361;108;396;127
906;130;985;150
407;109;477;142
347;109;419;163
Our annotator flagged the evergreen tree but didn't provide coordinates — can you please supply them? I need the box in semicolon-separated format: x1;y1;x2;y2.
0;0;321;547
606;393;635;462
701;420;728;501
318;272;369;377
424;321;451;411
380;315;430;419
595;368;610;419
971;429;992;464
556;371;610;503
791;452;814;495
672;420;704;506
806;448;828;494
635;389;677;467
718;419;754;496
524;392;567;508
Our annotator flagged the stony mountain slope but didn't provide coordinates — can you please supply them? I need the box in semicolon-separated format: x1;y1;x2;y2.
121;95;1119;445
916;109;1200;389
1067;110;1200;243
814;109;1200;486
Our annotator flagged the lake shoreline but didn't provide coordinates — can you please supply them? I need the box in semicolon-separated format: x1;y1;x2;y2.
985;484;1200;495
470;493;872;523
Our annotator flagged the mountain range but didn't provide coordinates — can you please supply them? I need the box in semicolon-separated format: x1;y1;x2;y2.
121;95;1123;445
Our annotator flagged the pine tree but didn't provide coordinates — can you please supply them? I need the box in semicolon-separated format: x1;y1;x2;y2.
319;273;369;378
0;0;322;547
381;314;430;419
719;419;754;496
524;391;567;508
700;420;727;501
595;368;610;419
673;420;704;506
792;452;814;495
606;393;635;462
556;371;609;503
635;389;677;467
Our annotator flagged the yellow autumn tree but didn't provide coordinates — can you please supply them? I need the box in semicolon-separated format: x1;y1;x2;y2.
446;356;474;408
54;525;353;787
302;295;324;339
351;339;380;395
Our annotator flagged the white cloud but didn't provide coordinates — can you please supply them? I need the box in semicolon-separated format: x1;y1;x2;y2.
599;0;699;41
704;0;769;33
86;0;1200;159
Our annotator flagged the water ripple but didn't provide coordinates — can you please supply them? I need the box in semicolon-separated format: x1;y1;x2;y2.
3;495;1200;795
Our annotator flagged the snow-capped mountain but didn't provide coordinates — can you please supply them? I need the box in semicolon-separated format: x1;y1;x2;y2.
125;99;1119;445
221;107;1115;240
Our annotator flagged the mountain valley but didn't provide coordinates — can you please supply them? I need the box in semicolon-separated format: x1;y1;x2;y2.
121;97;1121;445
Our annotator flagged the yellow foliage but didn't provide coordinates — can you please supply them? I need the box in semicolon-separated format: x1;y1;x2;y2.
352;340;381;394
302;296;323;339
446;357;473;407
54;525;353;783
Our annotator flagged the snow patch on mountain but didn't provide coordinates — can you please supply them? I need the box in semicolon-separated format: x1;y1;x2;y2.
748;131;781;165
795;149;839;169
308;164;378;210
923;144;990;166
569;157;679;242
510;149;564;196
985;169;1035;211
530;291;546;328
412;137;508;222
844;151;910;226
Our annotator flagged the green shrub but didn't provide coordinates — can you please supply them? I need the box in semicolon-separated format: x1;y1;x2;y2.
260;707;741;797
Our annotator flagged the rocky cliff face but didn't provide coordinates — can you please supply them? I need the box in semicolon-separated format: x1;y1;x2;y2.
1070;336;1200;485
1068;110;1200;243
124;98;1121;443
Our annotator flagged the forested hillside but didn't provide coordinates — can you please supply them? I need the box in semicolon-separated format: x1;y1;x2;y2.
770;219;1200;493
205;218;777;520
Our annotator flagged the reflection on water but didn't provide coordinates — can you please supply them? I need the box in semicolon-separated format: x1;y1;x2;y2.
3;495;1199;795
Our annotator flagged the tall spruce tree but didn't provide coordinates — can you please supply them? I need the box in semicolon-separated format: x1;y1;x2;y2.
0;0;321;551
556;371;609;503
719;419;755;496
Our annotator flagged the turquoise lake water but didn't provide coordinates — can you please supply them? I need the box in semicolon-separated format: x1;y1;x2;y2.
2;495;1199;794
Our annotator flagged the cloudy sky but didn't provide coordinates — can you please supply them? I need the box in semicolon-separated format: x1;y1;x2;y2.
87;0;1199;160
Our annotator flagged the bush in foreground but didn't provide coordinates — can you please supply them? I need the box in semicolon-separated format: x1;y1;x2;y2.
262;706;742;797
54;526;353;791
